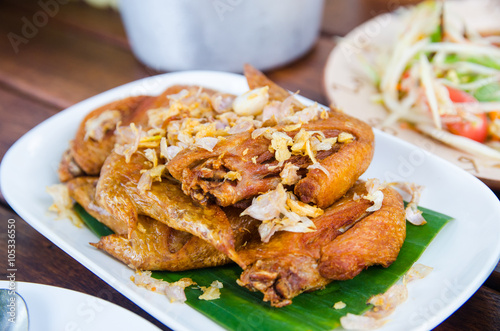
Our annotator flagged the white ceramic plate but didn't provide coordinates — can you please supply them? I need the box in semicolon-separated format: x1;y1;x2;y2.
0;281;160;331
324;0;500;189
1;71;500;331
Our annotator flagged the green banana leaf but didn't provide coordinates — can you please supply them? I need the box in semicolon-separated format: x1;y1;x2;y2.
75;204;452;330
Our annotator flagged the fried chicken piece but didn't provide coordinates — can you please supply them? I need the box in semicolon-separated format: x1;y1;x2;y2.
294;110;374;208
59;95;151;182
237;181;406;307
167;111;373;208
95;150;246;267
92;219;232;271
318;185;407;280
94;208;259;271
66;176;242;270
58;84;217;182
244;63;292;102
66;176;127;235
168;132;282;207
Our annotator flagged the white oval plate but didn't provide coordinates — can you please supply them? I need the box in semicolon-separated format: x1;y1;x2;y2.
1;71;500;331
324;0;500;189
0;281;160;331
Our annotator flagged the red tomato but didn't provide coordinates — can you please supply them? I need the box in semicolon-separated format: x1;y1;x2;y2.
442;86;488;143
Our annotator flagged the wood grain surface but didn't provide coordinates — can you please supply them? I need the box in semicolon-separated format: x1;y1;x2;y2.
0;0;498;330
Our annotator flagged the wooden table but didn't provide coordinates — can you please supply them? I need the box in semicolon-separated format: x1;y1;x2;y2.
0;0;498;330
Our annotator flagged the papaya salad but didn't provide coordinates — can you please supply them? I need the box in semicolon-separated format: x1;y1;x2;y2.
362;1;500;160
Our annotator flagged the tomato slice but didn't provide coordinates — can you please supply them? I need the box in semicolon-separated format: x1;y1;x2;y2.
442;86;488;143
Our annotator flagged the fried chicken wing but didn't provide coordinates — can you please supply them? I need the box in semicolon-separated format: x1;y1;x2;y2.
237;181;406;307
294;110;374;208
318;185;407;280
95;150;246;267
167;132;283;207
58;84;220;182
66;175;239;270
244;63;292;102
66;176;127;235
92;220;232;271
58;95;151;182
167;111;374;209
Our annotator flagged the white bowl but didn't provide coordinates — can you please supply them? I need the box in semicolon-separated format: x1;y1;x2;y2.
119;0;324;72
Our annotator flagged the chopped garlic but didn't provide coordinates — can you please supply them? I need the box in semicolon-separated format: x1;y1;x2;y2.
139;134;162;148
364;179;385;212
166;145;182;161
338;132;354;143
210;93;235;113
365;283;408;319
405;263;433;282
241;184;287;221
252;127;277;140
283;123;302;132
341;262;433;328
307;163;330;177
233;86;269;116
270;131;293;162
194;137;219;152
286;198;323;218
199;280;223;300
132;271;196;303
147;107;178;128
285;103;323;124
46;184;82;227
390;182;427;225
334;301;347;310
137;165;166;193
84;109;121;142
224;171;242;181
144;148;158;167
114;123;143;163
160;137;168;160
241;184;318;242
280;163;301;185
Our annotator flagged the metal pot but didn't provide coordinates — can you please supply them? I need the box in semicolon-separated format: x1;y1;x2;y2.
119;0;324;72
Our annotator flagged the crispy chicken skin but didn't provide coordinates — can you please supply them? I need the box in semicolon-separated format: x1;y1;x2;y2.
58;84;215;182
294;110;374;208
93;207;259;271
92;221;233;271
95;150;246;267
93;210;259;271
244;63;291;102
167;67;374;208
167;132;283;207
319;185;407;280
66;176;239;270
166;112;374;209
66;176;128;235
237;181;406;307
59;95;151;182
